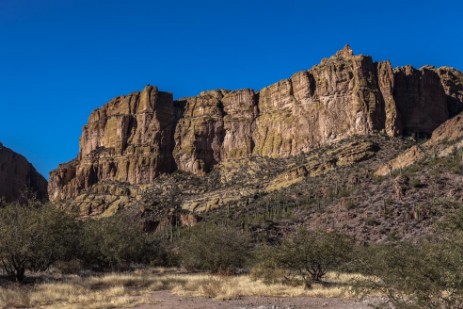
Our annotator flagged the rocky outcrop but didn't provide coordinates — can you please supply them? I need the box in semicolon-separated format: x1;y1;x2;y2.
265;140;379;192
49;46;463;214
436;67;463;117
374;145;425;177
0;143;48;202
375;114;463;176
48;85;176;202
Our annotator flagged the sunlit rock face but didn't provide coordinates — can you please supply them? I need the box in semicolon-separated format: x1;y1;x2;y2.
49;45;463;214
48;85;176;202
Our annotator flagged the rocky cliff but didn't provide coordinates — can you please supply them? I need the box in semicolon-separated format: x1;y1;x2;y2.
0;143;48;202
49;46;463;215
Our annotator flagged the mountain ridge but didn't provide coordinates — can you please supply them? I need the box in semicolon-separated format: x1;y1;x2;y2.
48;46;463;221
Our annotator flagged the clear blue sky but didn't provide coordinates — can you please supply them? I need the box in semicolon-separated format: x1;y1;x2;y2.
1;0;462;179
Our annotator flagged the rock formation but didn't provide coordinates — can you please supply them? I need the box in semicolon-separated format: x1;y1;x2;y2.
0;143;48;202
49;45;463;214
49;86;176;203
375;113;463;176
393;66;448;135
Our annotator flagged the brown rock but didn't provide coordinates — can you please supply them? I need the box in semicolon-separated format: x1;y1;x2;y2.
375;114;463;176
253;49;394;158
435;66;463;117
173;90;227;175
393;66;449;135
374;145;425;177
49;85;176;202
48;46;463;215
265;140;379;192
377;61;402;136
0;143;48;202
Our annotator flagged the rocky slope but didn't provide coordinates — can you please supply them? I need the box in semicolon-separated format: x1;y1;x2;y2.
49;45;463;220
376;113;463;176
0;143;48;202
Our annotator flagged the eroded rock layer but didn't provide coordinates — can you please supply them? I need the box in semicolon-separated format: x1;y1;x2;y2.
49;46;463;214
49;85;176;202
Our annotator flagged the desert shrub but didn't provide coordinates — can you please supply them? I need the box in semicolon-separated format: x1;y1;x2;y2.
177;224;252;274
0;201;80;282
148;234;180;267
79;215;152;270
250;245;289;284
355;239;463;309
268;229;354;288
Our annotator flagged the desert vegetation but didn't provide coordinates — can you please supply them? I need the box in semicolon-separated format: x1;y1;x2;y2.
1;193;463;308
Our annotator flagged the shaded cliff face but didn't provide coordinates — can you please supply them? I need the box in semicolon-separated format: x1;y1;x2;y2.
0;144;48;202
393;65;449;135
49;46;463;215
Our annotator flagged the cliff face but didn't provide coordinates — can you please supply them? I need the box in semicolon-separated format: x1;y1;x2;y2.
436;66;463;117
173;88;258;175
253;48;397;158
393;66;449;135
48;86;176;202
48;46;463;214
0;144;48;202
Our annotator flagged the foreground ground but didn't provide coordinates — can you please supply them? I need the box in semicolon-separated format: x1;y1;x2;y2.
128;290;373;309
0;268;375;309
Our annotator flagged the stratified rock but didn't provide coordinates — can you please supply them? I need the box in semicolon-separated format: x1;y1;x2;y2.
49;85;176;203
375;114;463;176
0;144;48;202
253;45;393;158
265;140;379;192
48;46;462;215
374;145;425;177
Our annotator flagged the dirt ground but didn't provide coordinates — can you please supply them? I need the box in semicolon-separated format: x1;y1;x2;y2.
127;290;375;309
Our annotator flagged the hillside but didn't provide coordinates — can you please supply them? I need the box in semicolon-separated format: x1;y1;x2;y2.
0;143;48;202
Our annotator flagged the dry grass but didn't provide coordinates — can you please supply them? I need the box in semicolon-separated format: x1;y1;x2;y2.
0;275;150;309
169;272;367;300
0;269;368;308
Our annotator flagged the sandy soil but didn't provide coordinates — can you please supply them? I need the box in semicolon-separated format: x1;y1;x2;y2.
127;290;375;309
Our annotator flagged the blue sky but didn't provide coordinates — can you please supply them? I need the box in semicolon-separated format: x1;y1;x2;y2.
1;0;462;178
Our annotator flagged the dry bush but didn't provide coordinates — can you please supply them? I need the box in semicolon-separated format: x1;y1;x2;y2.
177;224;252;274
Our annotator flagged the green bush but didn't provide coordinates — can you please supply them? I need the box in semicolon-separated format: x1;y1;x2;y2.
269;229;354;288
355;239;463;309
250;245;289;284
0;201;80;282
177;224;252;274
79;215;152;270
